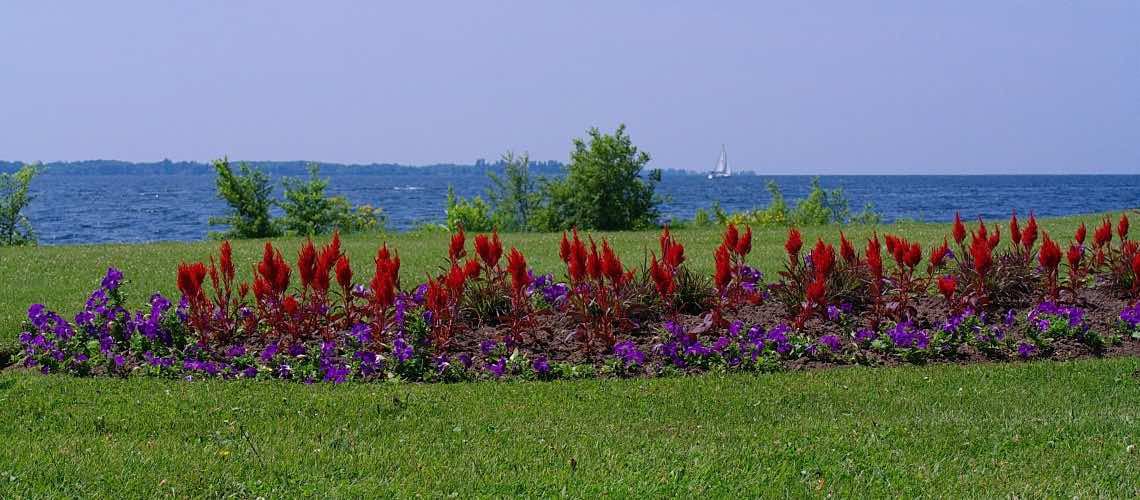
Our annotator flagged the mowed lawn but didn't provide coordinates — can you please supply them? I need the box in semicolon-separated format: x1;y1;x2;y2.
2;212;1138;496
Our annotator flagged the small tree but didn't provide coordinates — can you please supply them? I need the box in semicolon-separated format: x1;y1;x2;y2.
209;157;281;239
0;164;38;246
445;186;494;232
280;164;383;236
486;151;538;231
536;124;661;231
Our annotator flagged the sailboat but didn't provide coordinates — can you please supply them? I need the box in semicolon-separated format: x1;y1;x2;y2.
707;145;731;179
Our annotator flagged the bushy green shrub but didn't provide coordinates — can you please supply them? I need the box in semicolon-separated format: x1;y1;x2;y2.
208;158;281;239
533;125;661;231
279;165;385;236
0;164;38;246
709;177;880;227
445;186;494;232
486;151;539;231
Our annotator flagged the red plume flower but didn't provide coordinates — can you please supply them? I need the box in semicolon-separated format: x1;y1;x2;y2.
282;295;299;316
952;212;967;244
585;239;602;281
970;236;993;276
449;227;466;262
1094;218;1112;248
445;263;466;294
723;224;739;254
565;229;587;282
649;253;676;299
1118;213;1130;241
905;242;922;269
810;239;835;278
335;255;353;291
463;258;481;279
219;240;235;283
600;239;624;284
1066;244;1082;269
1038;232;1061;272
1074;222;1087;245
1009;210;1021;246
474;230;503;268
177;262;208;302
559;231;572;263
866;235;883;280
785;228;803;265
735;226;752;257
937;275;956;301
805;276;826;306
714;244;731;291
507;247;530;292
298;239;317;290
1020;213;1038;250
839;232;856;265
930;239;949;268
987;226;1001;251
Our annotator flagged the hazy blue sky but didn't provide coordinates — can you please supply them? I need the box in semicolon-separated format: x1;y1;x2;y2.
1;1;1137;173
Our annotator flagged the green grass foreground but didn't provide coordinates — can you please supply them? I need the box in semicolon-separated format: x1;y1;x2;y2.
2;358;1138;496
2;213;1138;496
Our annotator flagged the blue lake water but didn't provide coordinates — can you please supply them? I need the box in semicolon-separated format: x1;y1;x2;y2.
21;171;1140;245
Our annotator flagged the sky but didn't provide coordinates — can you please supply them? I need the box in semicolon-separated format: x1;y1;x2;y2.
1;1;1137;174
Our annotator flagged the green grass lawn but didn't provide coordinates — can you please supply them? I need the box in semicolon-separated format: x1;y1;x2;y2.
2;212;1137;496
2;358;1138;496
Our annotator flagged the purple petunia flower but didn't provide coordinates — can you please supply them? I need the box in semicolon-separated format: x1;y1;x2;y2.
1122;303;1140;328
532;356;550;375
259;342;279;363
614;340;645;366
487;357;507;378
393;335;414;363
819;334;841;352
1017;342;1038;359
101;267;124;291
350;323;372;343
826;305;841;322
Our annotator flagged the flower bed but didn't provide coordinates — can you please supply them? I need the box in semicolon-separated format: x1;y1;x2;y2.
14;213;1140;383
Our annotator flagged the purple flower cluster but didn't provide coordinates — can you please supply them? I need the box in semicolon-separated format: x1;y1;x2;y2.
888;321;931;350
1120;303;1140;329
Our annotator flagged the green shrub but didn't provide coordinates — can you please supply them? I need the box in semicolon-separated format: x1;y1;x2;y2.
445;186;494;232
0;164;38;246
486;151;540;231
533;124;661;231
279;165;385;236
208;158;281;239
708;178;880;227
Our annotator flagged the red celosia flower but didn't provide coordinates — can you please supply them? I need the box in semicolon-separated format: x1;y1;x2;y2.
839;232;856;265
425;279;447;313
463;258;481;279
1066;243;1081;268
1094;218;1112;248
1010;210;1021;246
565;229;588;282
600;240;624;284
884;234;898;255
1095;248;1106;267
474;230;503;268
1020;213;1037;250
1119;213;1130;241
282;295;299;315
735;226;752;257
723;224;739;254
507;247;529;292
1074;222;1087;245
930;239;949;268
256;243;291;295
714;244;731;291
297;239;317;290
335;255;352;291
648;253;675;299
445;263;466;294
560;231;572;263
987;227;1001;251
952;212;967;245
785;228;803;265
177;261;208;302
805;276;826;305
866;235;883;280
937;275;956;301
810;239;835;278
370;244;400;309
970;236;993;276
665;240;685;269
219;240;235;283
975;219;989;242
905;242;922;269
449;227;466;262
1038;232;1061;272
585;239;602;281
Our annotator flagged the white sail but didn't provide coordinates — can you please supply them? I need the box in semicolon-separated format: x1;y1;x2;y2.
708;145;730;178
